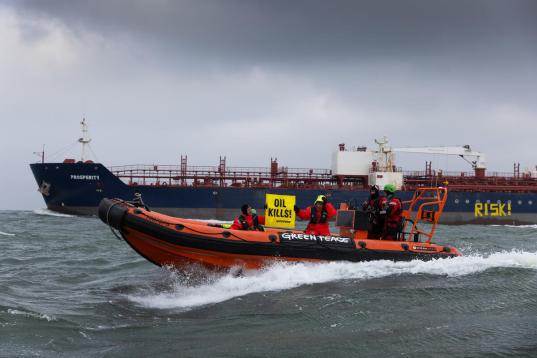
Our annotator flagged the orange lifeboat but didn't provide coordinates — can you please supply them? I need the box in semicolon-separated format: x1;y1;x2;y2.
98;187;461;270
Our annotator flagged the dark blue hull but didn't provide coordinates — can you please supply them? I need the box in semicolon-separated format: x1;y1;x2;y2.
30;163;537;224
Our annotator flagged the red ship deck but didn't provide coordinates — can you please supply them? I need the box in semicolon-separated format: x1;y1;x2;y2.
107;157;537;193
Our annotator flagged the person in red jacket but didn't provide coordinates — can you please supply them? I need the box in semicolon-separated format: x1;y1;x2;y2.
295;195;337;236
230;204;265;231
381;184;403;241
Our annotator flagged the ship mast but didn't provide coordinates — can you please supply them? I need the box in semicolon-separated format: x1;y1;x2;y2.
78;118;91;162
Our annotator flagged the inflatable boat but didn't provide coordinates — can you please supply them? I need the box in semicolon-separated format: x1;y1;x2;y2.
99;187;461;270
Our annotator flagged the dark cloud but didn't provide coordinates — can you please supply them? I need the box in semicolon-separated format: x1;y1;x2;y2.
11;0;537;63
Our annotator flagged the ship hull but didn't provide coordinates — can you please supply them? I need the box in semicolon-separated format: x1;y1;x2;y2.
31;163;537;224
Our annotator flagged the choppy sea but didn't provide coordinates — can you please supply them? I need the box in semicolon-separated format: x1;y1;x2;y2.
1;209;537;357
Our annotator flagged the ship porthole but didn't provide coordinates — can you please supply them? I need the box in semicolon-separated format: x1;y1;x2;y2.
507;200;512;204
518;200;522;205
465;199;470;204
486;200;491;204
454;199;459;204
529;201;533;205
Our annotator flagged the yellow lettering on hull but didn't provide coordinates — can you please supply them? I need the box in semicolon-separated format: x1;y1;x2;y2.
474;201;512;217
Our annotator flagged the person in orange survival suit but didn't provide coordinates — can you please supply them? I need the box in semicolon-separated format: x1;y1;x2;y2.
230;204;266;231
294;195;337;236
381;184;403;240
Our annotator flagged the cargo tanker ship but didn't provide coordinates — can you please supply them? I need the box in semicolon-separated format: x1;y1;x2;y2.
30;120;537;224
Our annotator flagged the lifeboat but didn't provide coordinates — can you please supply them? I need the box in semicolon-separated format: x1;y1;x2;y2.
98;187;461;270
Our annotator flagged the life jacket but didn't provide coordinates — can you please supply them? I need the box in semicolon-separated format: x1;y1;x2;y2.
386;197;402;217
238;214;260;230
310;206;328;224
368;196;384;211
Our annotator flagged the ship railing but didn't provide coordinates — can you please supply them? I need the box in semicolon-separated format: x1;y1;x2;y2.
108;164;333;181
403;170;526;179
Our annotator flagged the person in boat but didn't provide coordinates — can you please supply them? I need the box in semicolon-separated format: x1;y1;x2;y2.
362;185;387;239
294;195;337;236
381;184;403;241
230;204;266;231
132;190;150;211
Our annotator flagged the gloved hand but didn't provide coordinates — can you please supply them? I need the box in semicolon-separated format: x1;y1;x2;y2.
294;205;300;213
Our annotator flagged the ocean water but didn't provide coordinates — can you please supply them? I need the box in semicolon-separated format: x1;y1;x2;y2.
1;210;537;357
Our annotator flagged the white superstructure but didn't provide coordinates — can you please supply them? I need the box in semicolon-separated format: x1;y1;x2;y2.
331;137;487;189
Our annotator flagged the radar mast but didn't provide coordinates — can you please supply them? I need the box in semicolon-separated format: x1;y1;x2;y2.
78;118;91;162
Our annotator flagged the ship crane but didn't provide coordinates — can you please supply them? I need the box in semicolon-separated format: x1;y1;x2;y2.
374;137;487;177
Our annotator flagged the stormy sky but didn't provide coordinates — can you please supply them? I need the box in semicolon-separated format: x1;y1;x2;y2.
1;0;536;210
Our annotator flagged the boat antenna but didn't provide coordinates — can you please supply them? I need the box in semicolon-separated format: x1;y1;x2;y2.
33;144;45;163
78;118;91;162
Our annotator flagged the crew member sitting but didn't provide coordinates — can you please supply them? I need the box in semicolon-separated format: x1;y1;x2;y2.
230;204;265;231
132;190;150;211
295;195;337;236
362;185;386;239
381;184;403;241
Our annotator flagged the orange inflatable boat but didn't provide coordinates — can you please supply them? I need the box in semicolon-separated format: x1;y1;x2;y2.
98;187;461;270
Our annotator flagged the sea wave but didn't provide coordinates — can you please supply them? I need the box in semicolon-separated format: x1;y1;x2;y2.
6;309;56;322
33;209;74;218
0;231;15;236
127;250;537;310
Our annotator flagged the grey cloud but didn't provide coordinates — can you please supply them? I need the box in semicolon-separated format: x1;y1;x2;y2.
10;0;537;63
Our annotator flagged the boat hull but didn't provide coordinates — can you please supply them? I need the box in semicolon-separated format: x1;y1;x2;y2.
99;199;460;270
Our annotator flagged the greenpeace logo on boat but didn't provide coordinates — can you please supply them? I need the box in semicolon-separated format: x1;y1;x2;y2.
70;174;100;180
279;232;354;247
413;245;437;252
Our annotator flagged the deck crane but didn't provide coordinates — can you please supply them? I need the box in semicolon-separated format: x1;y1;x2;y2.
374;137;487;177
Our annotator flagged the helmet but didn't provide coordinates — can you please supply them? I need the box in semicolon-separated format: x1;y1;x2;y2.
384;183;396;194
314;195;326;204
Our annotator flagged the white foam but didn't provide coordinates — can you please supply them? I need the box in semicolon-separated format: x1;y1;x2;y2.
188;218;232;225
33;209;74;217
127;250;537;310
0;231;15;236
491;224;537;229
7;309;56;322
